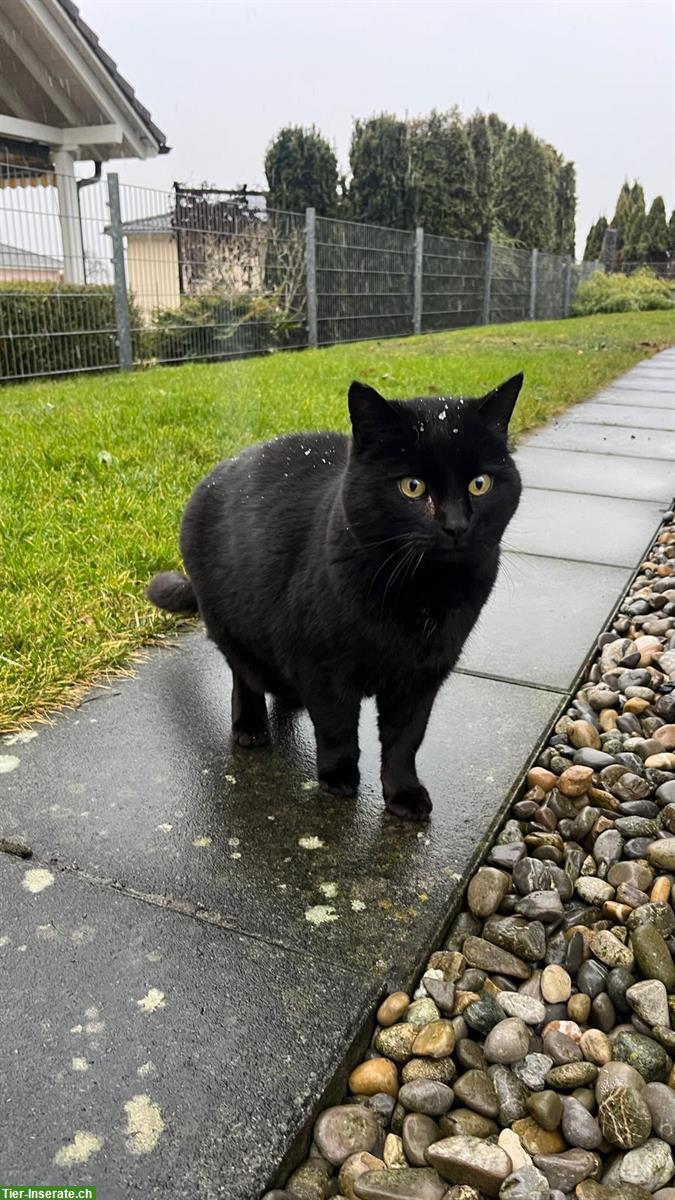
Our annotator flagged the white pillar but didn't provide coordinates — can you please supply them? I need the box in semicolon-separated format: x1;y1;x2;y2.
53;148;85;284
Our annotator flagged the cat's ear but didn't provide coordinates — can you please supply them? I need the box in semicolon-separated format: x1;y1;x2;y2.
477;372;523;435
348;381;396;450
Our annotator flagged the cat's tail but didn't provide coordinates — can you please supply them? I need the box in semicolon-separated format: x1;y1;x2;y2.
146;570;199;614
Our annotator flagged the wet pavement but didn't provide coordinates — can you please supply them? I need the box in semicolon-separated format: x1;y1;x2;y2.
1;346;674;1198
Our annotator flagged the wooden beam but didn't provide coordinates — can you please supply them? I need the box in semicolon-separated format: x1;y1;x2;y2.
0;8;82;127
0;114;122;149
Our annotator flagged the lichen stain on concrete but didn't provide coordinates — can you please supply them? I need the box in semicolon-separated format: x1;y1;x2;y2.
298;835;325;850
124;1094;165;1155
84;1005;105;1035
156;822;173;833
136;987;166;1014
71;925;96;944
0;755;20;774
305;904;339;926
36;924;57;940
0;935;10;947
22;868;54;894
192;835;212;847
53;1130;103;1165
351;900;366;912
70;1024;83;1034
137;1061;156;1077
319;882;338;898
72;1057;89;1072
146;950;162;963
3;729;37;746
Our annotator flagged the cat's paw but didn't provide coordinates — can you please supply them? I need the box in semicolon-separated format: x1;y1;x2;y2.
232;722;270;748
318;759;360;797
384;785;432;822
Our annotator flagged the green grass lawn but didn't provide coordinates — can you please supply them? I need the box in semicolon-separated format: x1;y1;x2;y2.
2;310;674;731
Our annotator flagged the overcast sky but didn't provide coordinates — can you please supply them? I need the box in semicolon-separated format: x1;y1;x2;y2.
87;0;674;254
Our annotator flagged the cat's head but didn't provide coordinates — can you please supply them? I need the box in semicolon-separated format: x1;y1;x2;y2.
343;375;523;565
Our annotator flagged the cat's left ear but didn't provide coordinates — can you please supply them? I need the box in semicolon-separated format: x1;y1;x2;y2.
477;372;523;436
348;380;396;450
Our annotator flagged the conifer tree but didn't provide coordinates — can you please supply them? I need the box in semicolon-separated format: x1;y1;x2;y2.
265;126;338;215
348;114;413;229
645;196;669;262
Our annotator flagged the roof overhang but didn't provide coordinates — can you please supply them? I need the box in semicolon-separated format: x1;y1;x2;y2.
0;0;169;163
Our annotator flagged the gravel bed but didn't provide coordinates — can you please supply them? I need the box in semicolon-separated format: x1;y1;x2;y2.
264;508;675;1200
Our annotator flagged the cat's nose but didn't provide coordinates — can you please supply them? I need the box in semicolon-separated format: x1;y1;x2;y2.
442;523;470;543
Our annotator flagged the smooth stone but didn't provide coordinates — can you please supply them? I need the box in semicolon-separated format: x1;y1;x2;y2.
401;1058;456;1086
512;1053;554;1091
453;1069;499;1119
354;1166;447;1200
375;1024;417;1063
497;1128;532;1172
314;1105;382;1166
412;1021;456;1060
496;993;546;1025
489;843;527;870
541;965;572;1004
489;1064;530;1125
511;1116;565;1155
599;1084;653;1149
443;1189;481;1200
627;980;671;1027
619;1138;675;1193
590;929;635;969
657;781;675;806
643;1083;675;1146
498;1164;550;1200
439;1109;498;1139
608;966;638;1015
467;867;511;919
532;1148;599;1191
366;1093;396;1125
398;1081;454;1117
425;1136;512;1197
514;892;565;923
546;1062;598;1089
422;978;456;1015
648;838;675;871
513;859;573;901
383;1133;406;1168
612;773;653;803
596;1061;646;1103
568;993;592;1024
350;1059;400;1098
632;926;675;990
613;1031;671;1083
286;1159;333;1199
579;1029;612;1066
608;861;654;890
484;1018;531;1064
378;993;411;1027
577;961;610;999
462;937;530;980
407;999;442;1030
339;1153;386;1200
543;1031;583;1065
463;992;505;1036
402;1113;440;1167
483;916;546;963
455;1039;486;1073
526;1090;563;1131
576;877;616;905
561;1096;603;1149
593;830;624;868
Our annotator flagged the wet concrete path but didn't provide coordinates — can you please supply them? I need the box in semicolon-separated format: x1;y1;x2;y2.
2;348;674;1198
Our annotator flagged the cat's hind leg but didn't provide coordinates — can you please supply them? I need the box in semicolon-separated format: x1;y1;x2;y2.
231;670;270;748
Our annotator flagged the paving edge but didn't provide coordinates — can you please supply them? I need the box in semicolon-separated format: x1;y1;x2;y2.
269;495;675;1195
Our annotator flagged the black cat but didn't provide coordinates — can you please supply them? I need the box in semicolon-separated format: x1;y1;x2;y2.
147;375;523;820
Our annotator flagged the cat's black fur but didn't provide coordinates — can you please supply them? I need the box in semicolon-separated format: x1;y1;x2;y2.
147;376;523;820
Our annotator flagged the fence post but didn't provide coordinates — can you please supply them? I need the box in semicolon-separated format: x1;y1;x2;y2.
529;248;538;321
413;226;424;335
107;173;133;372
305;207;318;349
482;240;493;325
563;256;574;317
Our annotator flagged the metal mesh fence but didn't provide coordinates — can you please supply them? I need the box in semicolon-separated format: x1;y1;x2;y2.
315;216;415;345
421;234;486;333
0;167;605;383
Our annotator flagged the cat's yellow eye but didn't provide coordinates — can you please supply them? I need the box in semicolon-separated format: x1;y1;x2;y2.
468;474;493;497
399;477;427;499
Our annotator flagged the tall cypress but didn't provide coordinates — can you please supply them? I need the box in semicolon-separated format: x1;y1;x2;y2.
645;197;669;262
348;115;413;229
264;126;338;215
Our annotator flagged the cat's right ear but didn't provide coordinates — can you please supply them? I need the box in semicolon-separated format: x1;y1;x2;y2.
348;381;394;451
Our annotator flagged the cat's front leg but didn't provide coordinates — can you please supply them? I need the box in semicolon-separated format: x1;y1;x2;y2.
304;681;361;797
376;685;439;821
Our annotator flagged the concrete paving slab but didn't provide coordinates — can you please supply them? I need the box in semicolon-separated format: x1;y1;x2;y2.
2;637;561;977
514;445;675;502
523;421;675;460
610;380;675;395
561;402;675;432
506;488;663;565
0;854;379;1200
593;391;674;411
459;553;629;689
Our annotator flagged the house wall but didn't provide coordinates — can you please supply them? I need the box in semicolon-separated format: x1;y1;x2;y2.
0;267;62;282
126;234;180;320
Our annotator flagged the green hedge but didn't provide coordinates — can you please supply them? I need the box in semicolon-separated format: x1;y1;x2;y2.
150;291;305;363
571;268;674;316
0;281;143;380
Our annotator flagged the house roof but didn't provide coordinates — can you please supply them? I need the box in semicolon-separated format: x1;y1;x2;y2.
0;240;63;269
0;0;169;161
119;211;175;236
